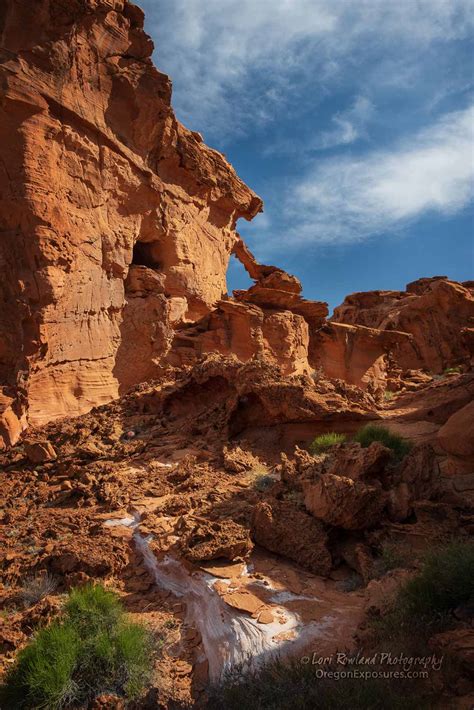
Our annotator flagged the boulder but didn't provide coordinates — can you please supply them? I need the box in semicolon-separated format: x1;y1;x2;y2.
326;442;391;481
251;499;332;576
438;401;474;469
24;440;57;464
181;520;253;562
303;474;387;530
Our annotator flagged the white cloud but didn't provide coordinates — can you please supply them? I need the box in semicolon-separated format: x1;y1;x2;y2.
286;105;474;244
145;0;474;138
313;96;374;150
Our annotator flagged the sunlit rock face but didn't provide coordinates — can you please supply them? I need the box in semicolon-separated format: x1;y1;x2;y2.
1;1;473;451
331;277;474;374
0;0;261;443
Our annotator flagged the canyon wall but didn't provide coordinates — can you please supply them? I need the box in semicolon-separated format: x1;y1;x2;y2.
0;0;261;445
1;0;473;450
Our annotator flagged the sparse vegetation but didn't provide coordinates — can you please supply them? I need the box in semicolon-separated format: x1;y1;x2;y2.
354;424;411;461
20;572;57;607
309;432;346;455
254;475;275;492
383;390;395;402
443;365;462;375
0;584;155;709
206;658;430;710
372;542;407;578
310;366;325;383
247;464;275;491
372;539;474;642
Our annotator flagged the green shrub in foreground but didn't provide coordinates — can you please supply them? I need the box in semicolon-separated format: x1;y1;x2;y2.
374;539;474;641
354;424;411;461
309;432;346;455
0;584;154;709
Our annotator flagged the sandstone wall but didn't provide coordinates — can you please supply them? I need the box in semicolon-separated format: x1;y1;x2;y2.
0;0;261;445
332;277;474;373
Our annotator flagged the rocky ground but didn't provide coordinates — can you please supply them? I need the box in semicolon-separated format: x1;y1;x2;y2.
0;1;473;707
1;357;473;706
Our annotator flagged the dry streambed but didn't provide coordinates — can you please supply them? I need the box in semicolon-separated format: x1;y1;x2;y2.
105;508;365;682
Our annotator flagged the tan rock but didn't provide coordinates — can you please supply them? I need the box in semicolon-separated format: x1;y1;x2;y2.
222;590;264;615
251;499;332;576
326;442;391;481
257;609;275;624
332;277;474;374
0;0;261;440
24;440;57;464
438;400;474;458
303;474;387;530
181;519;253;563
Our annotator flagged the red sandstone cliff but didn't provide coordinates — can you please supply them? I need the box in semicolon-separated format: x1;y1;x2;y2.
1;0;473;451
0;0;262;445
331;277;474;375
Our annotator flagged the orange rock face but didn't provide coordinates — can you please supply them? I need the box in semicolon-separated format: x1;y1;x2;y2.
0;0;261;445
1;0;473;455
331;277;474;374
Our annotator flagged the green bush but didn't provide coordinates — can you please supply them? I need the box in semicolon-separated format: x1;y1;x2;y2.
309;432;346;455
65;582;122;632
398;539;474;622
206;658;429;710
374;539;474;641
354;424;411;461
0;584;154;709
443;366;462;375
372;542;407;578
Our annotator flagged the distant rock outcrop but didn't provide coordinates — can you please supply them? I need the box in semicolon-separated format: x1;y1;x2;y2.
331;277;474;375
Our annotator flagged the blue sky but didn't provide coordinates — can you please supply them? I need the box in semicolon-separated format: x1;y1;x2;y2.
141;0;474;311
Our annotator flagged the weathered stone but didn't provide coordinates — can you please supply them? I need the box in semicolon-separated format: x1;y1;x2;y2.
24;440;57;464
303;474;387;530
251;499;332;576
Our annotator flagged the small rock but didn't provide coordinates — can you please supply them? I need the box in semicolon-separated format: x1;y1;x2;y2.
257;609;274;624
24;441;57;464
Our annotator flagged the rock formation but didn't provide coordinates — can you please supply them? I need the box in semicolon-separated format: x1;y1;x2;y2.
0;0;261;446
1;0;473;452
331;277;474;375
1;2;473;706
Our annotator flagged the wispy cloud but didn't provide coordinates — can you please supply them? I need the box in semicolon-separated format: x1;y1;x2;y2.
313;96;374;150
285;105;474;245
145;0;474;139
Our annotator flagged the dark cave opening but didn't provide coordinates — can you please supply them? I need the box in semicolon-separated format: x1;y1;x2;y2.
131;241;162;269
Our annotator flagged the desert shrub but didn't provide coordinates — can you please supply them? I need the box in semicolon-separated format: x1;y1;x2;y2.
247;464;275;491
397;539;474;622
309;432;346;455
65;582;122;632
383;390;395;401
372;542;407;578
443;365;462;375
206;658;429;710
21;572;57;607
373;539;474;641
254;475;275;492
354;424;411;461
0;584;154;709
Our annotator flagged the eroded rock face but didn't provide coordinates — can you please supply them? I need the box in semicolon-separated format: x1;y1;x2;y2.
331;277;474;374
0;0;261;445
438;400;474;475
251;499;332;576
303;474;387;530
1;0;472;459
